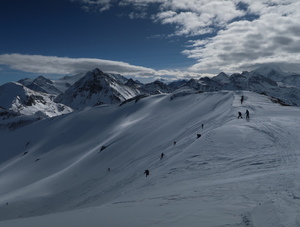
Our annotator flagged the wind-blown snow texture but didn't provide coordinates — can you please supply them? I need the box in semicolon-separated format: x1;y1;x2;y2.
0;90;300;226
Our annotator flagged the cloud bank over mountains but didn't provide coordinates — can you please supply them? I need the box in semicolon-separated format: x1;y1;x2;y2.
0;54;206;81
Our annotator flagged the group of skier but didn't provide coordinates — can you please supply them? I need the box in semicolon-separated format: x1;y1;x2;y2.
238;109;250;120
111;95;249;179
144;152;165;177
238;95;250;120
143;123;205;177
115;95;249;179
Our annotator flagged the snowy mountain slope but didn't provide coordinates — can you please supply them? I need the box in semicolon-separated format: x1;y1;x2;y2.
140;80;174;94
18;71;131;96
0;90;300;226
0;82;73;118
249;65;300;90
168;79;188;89
175;66;300;107
55;68;140;109
107;73;129;84
281;74;300;88
0;108;39;131
19;72;88;95
199;67;300;106
3;65;300;123
253;65;289;80
211;72;230;84
18;76;62;95
53;72;95;93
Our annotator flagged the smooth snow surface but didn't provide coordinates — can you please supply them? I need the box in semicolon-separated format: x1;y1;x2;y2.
1;91;300;226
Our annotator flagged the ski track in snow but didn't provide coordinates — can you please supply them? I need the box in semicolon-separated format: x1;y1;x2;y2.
1;91;300;226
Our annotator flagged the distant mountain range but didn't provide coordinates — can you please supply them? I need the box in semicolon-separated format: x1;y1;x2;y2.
0;65;300;129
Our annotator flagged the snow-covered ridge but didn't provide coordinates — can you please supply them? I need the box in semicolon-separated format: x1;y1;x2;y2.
1;65;300;130
0;82;72;118
19;76;61;95
0;91;300;226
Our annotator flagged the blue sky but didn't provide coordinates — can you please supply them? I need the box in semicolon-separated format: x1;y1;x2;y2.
1;0;300;85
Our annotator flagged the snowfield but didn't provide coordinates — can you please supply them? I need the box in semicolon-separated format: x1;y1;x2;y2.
0;90;300;227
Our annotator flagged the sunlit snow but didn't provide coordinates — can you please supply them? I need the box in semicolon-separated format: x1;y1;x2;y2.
0;90;300;226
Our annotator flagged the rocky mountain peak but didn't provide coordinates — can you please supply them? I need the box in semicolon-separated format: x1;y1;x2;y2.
33;75;53;85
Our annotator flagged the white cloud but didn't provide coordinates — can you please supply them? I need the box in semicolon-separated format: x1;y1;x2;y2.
128;11;147;19
69;1;300;74
139;1;300;74
183;2;300;73
73;0;248;37
116;0;246;36
0;54;207;80
71;0;115;12
0;53;154;75
156;11;214;36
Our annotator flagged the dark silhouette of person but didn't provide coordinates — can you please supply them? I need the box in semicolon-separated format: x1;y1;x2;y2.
144;169;150;177
173;141;176;146
107;168;111;172
197;134;201;139
201;124;204;129
241;95;244;104
245;109;250;120
100;146;106;152
160;153;165;159
238;112;243;119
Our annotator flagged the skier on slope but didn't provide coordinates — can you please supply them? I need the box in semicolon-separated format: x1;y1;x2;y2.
144;169;150;177
245;109;250;120
240;95;244;104
160;153;165;160
238;111;243;119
